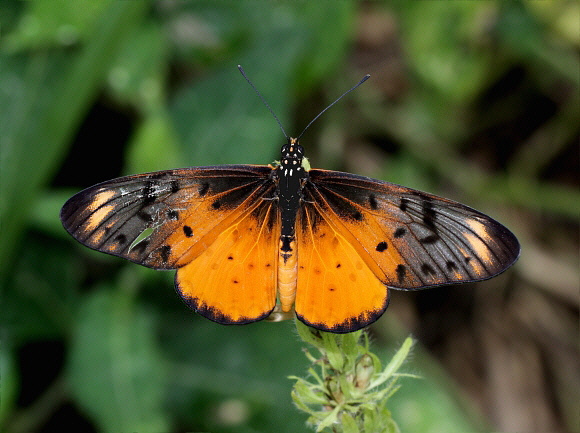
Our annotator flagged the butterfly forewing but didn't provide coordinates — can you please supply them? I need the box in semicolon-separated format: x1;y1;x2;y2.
306;169;520;290
60;165;274;269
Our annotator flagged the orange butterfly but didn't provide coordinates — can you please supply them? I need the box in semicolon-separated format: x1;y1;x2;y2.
60;68;520;333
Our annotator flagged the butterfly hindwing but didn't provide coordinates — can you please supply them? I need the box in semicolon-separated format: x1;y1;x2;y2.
175;197;279;324
306;169;520;290
60;165;275;269
295;199;389;333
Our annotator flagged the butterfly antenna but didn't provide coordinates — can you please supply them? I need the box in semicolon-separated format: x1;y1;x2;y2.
297;74;370;140
238;65;287;139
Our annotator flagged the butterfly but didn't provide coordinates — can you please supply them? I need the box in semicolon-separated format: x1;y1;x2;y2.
60;68;520;333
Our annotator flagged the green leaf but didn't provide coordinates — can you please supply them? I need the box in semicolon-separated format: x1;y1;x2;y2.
295;319;325;349
362;407;377;433
341;412;360;433
291;380;328;406
341;330;362;358
67;289;169;433
291;389;318;416
369;337;413;390
316;404;341;432
322;332;344;371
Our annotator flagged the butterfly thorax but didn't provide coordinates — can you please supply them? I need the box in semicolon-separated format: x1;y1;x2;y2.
275;137;308;312
276;137;308;237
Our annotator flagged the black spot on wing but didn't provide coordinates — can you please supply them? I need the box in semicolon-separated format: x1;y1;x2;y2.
167;209;179;220
446;261;458;272
421;198;437;231
352;210;363;221
183;225;193;237
396;264;406;283
115;234;127;245
394;227;406;238
420;234;440;244
137;209;154;223
199;182;209;197
399;198;409;212
376;241;388;252
212;200;221;209
421;263;436;276
170;180;180;193
160;245;171;263
369;194;378;210
132;240;149;255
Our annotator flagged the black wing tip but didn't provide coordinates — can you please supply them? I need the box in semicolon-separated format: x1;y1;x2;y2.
60;192;85;227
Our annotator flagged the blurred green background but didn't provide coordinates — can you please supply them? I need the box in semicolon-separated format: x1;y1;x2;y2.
1;1;578;432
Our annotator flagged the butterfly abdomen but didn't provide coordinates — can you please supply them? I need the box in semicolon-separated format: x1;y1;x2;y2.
278;236;297;312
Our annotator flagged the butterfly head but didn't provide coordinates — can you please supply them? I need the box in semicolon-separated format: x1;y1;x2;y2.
279;137;308;175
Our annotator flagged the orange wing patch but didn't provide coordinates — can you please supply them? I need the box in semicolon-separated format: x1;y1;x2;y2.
175;199;279;324
295;203;389;333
